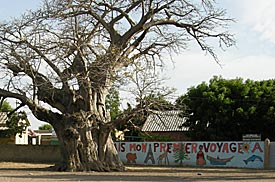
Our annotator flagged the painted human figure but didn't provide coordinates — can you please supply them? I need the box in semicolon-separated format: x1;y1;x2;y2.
196;145;206;165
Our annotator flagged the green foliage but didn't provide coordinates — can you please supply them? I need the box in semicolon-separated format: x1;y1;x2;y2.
6;111;30;136
139;133;174;142
106;87;122;121
173;143;189;166
176;76;275;141
39;124;53;130
0;101;13;112
0;101;30;137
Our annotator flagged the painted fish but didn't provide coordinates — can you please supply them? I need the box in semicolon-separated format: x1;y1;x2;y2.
243;155;263;165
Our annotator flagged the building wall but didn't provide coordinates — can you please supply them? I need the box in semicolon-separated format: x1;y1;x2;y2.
269;141;275;168
0;145;61;163
15;131;28;145
0;141;271;169
0;136;15;144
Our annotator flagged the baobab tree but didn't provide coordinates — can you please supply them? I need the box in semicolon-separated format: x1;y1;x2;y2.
0;0;234;171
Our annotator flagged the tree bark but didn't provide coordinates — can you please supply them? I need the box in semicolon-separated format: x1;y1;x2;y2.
48;110;124;172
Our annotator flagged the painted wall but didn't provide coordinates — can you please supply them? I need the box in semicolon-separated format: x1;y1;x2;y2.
115;141;264;169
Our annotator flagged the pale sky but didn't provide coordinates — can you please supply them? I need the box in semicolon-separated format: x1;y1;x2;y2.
165;0;275;95
1;1;275;129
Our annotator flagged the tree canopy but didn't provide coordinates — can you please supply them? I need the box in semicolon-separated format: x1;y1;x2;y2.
0;0;234;171
176;76;275;141
0;100;29;137
39;123;53;130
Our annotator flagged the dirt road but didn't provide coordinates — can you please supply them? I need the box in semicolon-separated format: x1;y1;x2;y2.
0;162;275;181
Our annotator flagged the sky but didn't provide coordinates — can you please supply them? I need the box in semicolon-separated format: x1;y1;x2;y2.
1;0;275;129
165;0;275;95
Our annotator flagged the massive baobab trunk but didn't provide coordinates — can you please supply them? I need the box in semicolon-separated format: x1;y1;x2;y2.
51;114;123;172
42;58;124;171
38;83;125;171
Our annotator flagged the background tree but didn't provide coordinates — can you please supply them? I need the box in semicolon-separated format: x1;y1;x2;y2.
119;92;176;141
0;100;29;137
106;86;124;122
176;76;275;141
0;100;13;112
123;63;176;108
0;0;234;171
39;124;53;130
119;63;176;139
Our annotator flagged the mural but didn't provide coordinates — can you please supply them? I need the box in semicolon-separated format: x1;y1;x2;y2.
114;141;264;169
196;145;206;165
206;155;234;165
173;143;188;166
126;153;137;164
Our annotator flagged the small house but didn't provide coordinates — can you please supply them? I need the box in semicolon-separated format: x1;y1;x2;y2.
0;112;14;144
0;112;29;144
141;110;189;141
32;129;59;145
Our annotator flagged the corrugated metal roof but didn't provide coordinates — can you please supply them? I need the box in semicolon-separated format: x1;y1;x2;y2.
0;112;9;130
142;110;188;132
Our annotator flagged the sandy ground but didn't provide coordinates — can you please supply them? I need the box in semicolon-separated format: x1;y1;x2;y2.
0;162;275;182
